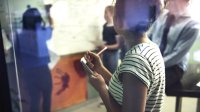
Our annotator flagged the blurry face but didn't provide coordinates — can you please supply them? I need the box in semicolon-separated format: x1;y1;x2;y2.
165;0;189;15
104;8;113;22
113;0;150;35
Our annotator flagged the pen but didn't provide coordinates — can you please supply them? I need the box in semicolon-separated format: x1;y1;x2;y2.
84;47;107;65
97;47;107;55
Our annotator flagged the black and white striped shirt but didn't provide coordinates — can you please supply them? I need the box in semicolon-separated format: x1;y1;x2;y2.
108;42;165;112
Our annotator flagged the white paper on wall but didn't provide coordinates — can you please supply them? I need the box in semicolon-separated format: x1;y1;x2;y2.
47;0;113;56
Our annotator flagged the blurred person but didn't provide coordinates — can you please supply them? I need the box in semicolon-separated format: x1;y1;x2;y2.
83;0;165;111
17;7;52;112
148;0;200;91
100;5;120;74
119;0;164;61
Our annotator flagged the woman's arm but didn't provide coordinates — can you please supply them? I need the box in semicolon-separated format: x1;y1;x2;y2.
85;51;113;85
89;74;121;112
164;26;199;67
106;35;121;50
92;72;148;112
99;66;113;85
122;73;148;112
98;85;122;112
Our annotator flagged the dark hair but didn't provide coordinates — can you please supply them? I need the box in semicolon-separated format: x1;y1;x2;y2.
129;21;150;36
114;0;152;37
22;8;45;30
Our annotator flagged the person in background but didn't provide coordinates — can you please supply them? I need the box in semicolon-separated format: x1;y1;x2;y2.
22;6;46;30
84;0;165;111
100;5;120;74
148;0;200;91
17;7;52;112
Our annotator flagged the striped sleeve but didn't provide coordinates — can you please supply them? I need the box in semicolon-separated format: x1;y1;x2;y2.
118;54;152;88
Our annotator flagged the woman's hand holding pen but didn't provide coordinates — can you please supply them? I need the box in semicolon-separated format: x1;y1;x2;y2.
84;47;107;74
84;47;108;91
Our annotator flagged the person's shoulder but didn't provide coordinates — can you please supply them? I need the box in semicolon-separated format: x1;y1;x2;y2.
183;18;200;31
189;19;200;29
126;43;153;57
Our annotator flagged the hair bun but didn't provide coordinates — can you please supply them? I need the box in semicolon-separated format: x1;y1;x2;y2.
130;21;150;34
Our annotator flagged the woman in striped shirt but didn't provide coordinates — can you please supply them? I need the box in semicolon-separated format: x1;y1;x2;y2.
84;0;165;111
